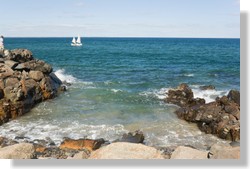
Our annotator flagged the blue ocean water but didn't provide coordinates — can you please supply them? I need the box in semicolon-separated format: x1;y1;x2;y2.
1;38;240;149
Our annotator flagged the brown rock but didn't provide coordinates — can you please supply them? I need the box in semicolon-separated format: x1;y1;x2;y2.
4;60;18;69
89;142;164;159
29;70;44;81
59;138;105;151
0;64;14;79
4;77;19;87
165;83;194;107
170;146;208;159
227;90;240;105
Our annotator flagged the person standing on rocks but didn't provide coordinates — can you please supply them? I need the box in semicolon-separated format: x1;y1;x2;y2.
0;35;4;51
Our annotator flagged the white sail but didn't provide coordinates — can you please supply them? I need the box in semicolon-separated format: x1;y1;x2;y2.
72;37;76;44
76;35;81;44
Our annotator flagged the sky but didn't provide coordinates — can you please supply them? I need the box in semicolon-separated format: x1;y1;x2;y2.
0;0;240;38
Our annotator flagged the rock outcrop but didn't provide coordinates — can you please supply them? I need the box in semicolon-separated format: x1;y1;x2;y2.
0;48;64;125
208;143;240;159
165;84;240;141
89;142;164;159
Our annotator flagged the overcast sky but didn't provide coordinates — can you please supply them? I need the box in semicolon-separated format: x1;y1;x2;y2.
0;0;240;38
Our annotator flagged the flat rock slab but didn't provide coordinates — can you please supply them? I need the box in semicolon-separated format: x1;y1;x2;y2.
170;146;208;159
89;142;164;159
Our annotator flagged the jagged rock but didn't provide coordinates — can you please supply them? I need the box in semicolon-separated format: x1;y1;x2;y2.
227;90;240;106
170;146;208;159
15;60;52;74
165;83;194;107
4;60;18;69
59;138;105;151
89;142;164;159
0;48;64;126
199;85;215;90
0;64;14;79
29;70;44;81
167;84;240;142
115;130;144;143
8;49;33;63
0;143;35;159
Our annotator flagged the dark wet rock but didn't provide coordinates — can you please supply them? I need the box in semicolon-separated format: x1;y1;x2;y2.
0;137;19;148
165;83;195;107
115;130;144;144
227;90;240;106
7;49;34;63
166;84;240;142
199;85;215;90
59;138;105;151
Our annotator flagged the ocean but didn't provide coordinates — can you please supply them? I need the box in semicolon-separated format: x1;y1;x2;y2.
0;38;240;149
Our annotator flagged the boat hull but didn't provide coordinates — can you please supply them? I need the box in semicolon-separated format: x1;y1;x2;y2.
71;43;83;46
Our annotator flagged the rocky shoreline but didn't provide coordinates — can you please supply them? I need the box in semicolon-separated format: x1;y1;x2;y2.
0;48;240;159
0;130;240;159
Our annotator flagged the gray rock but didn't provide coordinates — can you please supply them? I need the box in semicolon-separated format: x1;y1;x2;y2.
0;143;35;159
170;146;208;159
115;130;144;144
89;142;164;159
4;60;18;69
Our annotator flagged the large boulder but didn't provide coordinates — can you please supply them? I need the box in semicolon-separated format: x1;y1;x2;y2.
209;143;240;159
227;90;240;106
170;146;208;159
0;143;35;159
89;142;164;159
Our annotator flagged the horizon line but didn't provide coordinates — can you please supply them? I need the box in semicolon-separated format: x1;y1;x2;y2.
4;36;240;39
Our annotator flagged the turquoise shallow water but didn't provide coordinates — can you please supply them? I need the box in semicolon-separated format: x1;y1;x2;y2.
0;38;239;149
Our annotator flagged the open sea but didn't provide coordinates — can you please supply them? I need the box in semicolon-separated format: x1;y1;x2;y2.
0;38;240;149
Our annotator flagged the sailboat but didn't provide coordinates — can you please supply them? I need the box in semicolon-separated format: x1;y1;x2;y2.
71;35;82;46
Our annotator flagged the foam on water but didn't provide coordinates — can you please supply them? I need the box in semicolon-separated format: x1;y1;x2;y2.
54;69;78;83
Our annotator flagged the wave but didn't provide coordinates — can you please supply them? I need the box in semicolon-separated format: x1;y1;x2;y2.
183;73;194;77
54;69;78;83
139;88;169;100
142;86;228;103
192;88;228;103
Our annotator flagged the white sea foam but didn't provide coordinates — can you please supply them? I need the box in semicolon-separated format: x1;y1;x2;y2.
143;85;228;103
183;73;194;77
192;88;228;103
54;69;77;83
111;89;123;93
140;88;169;100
